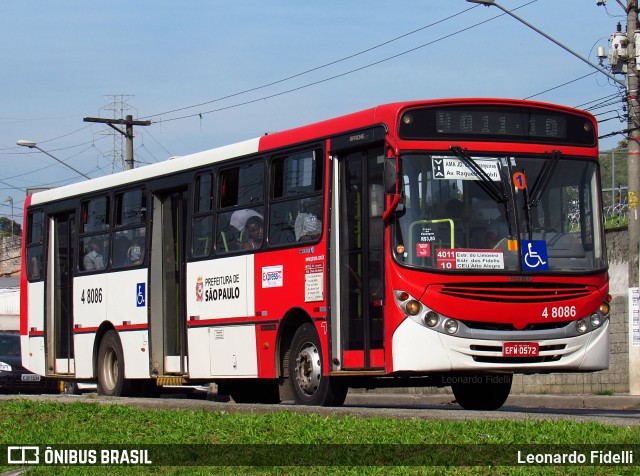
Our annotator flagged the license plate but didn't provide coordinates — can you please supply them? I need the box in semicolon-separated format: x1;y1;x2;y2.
21;374;41;382
503;342;539;357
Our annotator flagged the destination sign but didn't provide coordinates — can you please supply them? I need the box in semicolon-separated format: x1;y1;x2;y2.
398;105;596;146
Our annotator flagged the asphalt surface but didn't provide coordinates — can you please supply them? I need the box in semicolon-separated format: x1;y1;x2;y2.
345;392;640;411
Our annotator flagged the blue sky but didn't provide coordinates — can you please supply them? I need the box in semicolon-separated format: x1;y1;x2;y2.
0;1;628;219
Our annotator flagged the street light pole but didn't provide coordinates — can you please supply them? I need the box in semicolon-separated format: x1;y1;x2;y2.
4;196;13;238
16;140;91;180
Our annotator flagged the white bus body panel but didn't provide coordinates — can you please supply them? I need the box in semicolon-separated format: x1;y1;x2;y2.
186;255;257;378
73;269;150;379
24;281;46;376
392;317;610;372
209;326;258;377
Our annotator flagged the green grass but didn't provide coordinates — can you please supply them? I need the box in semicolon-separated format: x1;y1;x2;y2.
0;400;638;475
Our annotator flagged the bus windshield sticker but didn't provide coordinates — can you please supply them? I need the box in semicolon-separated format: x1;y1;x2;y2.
436;249;504;270
416;243;431;258
431;156;500;181
521;240;549;271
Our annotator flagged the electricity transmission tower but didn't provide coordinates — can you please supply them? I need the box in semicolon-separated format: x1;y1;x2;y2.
91;95;147;172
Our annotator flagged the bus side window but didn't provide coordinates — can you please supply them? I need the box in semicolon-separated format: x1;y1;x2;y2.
270;149;324;246
26;210;44;281
216;161;264;253
112;189;146;268
193;173;213;258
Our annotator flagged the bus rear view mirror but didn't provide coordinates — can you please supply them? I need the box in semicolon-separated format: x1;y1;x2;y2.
384;158;398;194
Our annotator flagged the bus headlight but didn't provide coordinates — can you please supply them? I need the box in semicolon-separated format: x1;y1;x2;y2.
424;311;439;327
590;313;602;328
576;319;589;334
599;301;610;316
444;319;459;334
405;300;422;316
0;361;12;372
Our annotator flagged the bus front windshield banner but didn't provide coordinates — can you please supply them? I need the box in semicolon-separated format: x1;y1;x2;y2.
392;154;606;273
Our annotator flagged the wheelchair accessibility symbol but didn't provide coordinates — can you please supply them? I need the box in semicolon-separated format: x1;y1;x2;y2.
136;283;146;307
521;240;549;271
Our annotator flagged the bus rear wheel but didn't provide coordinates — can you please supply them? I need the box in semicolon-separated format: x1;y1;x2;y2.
288;323;347;407
97;330;130;397
451;373;512;410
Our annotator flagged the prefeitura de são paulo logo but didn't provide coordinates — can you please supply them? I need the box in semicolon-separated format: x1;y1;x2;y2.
196;276;203;302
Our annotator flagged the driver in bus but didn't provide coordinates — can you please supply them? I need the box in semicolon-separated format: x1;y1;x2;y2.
485;205;509;248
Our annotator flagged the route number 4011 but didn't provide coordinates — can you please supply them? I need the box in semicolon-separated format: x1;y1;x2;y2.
542;306;576;319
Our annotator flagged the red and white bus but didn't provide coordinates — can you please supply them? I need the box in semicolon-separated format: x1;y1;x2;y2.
20;98;610;409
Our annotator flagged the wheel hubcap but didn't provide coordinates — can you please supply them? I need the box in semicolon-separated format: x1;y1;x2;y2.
103;347;118;391
294;343;321;395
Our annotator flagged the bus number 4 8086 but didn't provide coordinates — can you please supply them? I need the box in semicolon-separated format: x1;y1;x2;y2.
542;306;576;319
81;288;103;304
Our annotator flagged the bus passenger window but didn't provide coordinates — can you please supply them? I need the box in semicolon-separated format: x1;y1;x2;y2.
26;210;44;281
193;215;213;257
270;149;324;246
81;196;109;233
113;189;147;267
192;174;213;258
27;250;42;280
81;235;108;271
216;162;264;253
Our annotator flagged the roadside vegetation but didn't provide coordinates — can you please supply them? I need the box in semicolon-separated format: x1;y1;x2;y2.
0;399;638;475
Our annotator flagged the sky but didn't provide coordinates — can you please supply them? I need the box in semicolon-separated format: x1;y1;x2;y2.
0;0;629;222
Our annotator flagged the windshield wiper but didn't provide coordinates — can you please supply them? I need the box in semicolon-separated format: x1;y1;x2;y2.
521;150;561;239
450;146;507;204
528;150;561;207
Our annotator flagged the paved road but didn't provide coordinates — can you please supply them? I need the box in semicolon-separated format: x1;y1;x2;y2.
3;391;639;426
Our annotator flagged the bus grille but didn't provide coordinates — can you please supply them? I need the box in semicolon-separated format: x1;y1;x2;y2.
438;282;590;303
461;320;570;332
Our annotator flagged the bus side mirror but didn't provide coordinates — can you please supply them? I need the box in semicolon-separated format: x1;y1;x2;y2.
384;158;398;194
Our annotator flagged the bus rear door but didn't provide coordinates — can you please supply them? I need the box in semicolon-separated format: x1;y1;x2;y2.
149;189;189;377
45;212;76;376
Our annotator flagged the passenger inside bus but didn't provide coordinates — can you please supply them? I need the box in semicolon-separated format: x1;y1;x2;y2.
127;227;145;265
84;238;105;270
242;216;263;249
113;235;131;267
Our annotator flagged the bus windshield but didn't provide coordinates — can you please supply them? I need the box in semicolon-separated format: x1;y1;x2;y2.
392;153;606;273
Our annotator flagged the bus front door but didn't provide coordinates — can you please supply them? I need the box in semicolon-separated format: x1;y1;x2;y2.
336;146;385;370
149;189;188;377
46;212;76;375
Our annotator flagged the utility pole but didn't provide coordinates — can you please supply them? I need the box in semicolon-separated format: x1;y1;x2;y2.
83;115;151;170
626;0;640;290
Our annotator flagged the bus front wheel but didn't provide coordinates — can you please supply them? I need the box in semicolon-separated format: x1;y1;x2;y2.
97;330;129;397
451;373;512;410
288;323;347;407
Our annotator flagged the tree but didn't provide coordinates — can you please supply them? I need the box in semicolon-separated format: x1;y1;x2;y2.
0;217;21;237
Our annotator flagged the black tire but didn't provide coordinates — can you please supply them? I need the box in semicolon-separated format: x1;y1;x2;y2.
97;330;130;397
451;373;512;410
288;323;347;407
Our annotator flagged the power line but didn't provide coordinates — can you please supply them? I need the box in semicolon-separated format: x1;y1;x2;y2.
523;72;597;100
141;4;486;121
152;2;538;124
